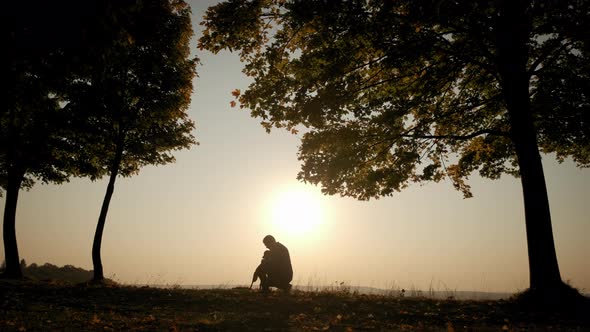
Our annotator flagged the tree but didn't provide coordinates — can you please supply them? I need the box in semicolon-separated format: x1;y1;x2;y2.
1;0;92;278
67;0;197;281
199;0;589;298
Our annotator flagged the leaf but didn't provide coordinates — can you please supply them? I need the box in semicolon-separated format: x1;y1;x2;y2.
231;89;241;97
230;100;237;108
91;314;101;324
447;321;455;332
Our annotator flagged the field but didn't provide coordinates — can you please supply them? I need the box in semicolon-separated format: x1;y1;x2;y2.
1;280;588;331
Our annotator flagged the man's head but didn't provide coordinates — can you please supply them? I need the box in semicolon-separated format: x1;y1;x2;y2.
263;235;276;249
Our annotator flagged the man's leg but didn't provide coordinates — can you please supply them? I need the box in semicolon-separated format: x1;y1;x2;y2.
266;275;292;292
259;273;270;292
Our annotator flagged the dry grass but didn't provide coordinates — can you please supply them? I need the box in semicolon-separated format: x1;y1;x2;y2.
1;279;588;331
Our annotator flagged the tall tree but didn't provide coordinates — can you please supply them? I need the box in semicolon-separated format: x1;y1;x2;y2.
68;0;197;281
1;0;92;278
199;0;589;298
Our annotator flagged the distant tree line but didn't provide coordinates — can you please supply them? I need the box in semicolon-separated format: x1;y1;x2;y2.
0;260;93;283
2;0;197;281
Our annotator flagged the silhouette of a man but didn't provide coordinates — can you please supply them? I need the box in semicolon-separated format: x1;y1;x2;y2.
258;235;293;292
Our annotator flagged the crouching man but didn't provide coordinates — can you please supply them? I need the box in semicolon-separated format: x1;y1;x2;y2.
253;235;293;292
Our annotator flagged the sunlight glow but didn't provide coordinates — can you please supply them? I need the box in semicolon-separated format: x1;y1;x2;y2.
269;186;324;236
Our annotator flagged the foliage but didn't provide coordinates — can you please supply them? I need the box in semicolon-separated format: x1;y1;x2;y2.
67;0;198;179
199;0;589;199
1;0;89;192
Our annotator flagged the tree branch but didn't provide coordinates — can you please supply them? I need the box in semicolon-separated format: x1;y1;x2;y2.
529;39;574;77
430;31;499;82
401;129;508;140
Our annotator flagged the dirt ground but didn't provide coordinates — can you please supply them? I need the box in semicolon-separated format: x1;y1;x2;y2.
1;280;588;331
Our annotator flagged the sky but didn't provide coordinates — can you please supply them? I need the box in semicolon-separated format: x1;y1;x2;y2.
1;1;588;293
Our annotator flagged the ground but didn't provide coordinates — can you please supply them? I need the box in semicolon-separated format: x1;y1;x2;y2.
1;280;588;331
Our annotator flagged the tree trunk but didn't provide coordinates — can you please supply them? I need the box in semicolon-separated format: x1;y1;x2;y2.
92;145;123;281
2;168;25;279
496;0;563;291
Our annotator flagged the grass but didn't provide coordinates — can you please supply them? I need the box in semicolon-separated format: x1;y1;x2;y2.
1;279;589;331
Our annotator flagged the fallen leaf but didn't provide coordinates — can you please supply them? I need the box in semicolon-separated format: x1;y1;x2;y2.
91;314;101;324
447;321;455;332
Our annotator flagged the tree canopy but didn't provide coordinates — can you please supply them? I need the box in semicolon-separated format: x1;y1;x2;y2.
1;0;88;193
200;0;588;199
68;0;197;181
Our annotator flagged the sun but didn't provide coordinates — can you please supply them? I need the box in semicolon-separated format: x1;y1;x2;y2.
269;186;324;235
